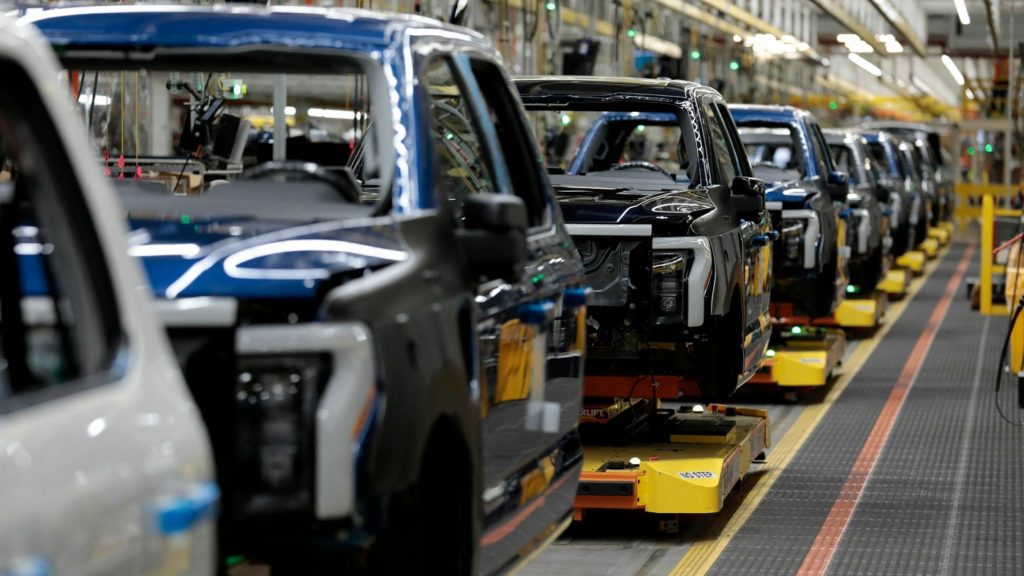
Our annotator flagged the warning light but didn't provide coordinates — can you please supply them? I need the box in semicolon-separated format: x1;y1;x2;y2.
829;100;839;110
985;143;994;153
729;60;740;71
690;50;702;60
560;113;572;126
791;326;803;335
627;28;637;38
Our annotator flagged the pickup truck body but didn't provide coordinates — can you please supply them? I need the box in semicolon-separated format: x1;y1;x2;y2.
864;121;952;225
516;77;773;400
823;129;889;290
0;14;215;576
862;130;927;254
731;104;848;318
27;7;586;574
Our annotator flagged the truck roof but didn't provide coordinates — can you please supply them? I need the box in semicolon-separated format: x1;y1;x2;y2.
21;5;486;51
728;104;814;125
514;75;723;103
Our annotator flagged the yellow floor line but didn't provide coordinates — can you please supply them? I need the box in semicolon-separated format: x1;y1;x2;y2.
670;252;948;576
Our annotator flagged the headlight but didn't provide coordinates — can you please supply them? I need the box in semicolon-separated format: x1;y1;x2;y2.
651;250;692;324
780;219;805;265
234;353;330;516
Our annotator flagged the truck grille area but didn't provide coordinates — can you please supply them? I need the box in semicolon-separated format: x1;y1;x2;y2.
168;328;327;539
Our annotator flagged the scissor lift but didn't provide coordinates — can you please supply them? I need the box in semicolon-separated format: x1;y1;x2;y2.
573;376;770;519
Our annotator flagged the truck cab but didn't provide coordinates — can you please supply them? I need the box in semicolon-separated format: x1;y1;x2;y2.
26;7;586;574
731;104;848;318
516;76;772;400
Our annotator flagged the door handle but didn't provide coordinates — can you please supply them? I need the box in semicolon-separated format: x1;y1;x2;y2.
154;481;220;536
517;300;555;326
562;286;592;308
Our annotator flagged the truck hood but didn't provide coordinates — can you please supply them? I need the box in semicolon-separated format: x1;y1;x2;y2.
126;216;408;299
554;185;714;227
763;179;819;208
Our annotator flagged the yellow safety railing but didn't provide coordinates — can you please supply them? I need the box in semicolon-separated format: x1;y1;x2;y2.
956;183;1024;233
979;194;1023;315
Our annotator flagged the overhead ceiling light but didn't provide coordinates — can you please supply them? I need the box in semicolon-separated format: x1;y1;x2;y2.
941;54;966;85
848;53;882;77
733;34;743;43
837;33;874;53
877;34;904;54
954;0;971;25
966;88;975;100
307;107;361;120
271;106;297;116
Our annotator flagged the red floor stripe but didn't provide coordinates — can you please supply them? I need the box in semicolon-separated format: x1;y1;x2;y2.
796;245;975;576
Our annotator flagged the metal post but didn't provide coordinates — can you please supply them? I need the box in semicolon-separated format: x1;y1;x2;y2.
982;194;994;314
1006;0;1015;198
273;74;287;162
149;71;171;156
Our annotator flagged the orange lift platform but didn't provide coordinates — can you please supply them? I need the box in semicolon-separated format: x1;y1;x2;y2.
574;375;770;520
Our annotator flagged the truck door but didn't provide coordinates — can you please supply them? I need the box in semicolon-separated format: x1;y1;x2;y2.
704;98;772;360
418;53;584;571
0;52;215;575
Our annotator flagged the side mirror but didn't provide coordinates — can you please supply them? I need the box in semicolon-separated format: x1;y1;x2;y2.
731;175;764;197
456;193;529;283
731;176;765;217
826;171;849;203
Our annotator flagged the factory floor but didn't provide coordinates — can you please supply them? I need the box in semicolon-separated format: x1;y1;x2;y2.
522;241;1024;576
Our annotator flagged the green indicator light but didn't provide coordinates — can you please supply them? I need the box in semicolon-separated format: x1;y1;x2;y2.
967;146;975;156
627;28;637;38
560;113;572;126
545;1;556;11
846;284;860;294
445;131;454;140
531;273;545;284
791;326;803;335
226;556;246;567
766;348;776;358
729;60;740;71
985;143;994;153
637;124;646;132
829;100;839;110
690;50;701;60
180;214;191;225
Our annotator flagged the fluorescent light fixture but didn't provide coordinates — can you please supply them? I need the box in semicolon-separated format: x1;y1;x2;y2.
837;33;874;54
77;94;111;106
848;53;882;77
271;106;297;116
954;0;970;25
941;54;965;85
877;34;904;54
966;88;975;100
307;107;360;120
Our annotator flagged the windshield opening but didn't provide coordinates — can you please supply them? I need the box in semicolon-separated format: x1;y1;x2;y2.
737;124;805;182
522;106;698;189
59;50;392;220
